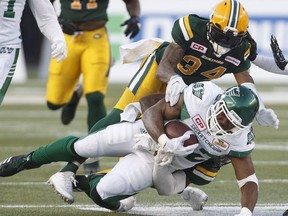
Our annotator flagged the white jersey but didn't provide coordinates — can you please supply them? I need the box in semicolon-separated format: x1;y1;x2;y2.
169;82;255;171
0;0;64;47
73;82;256;199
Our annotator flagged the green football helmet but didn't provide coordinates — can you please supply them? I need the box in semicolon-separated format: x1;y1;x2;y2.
206;86;259;138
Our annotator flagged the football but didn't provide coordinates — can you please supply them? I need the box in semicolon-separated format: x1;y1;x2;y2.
164;120;198;146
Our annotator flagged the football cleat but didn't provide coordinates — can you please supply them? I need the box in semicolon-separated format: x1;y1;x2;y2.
61;85;83;125
283;209;288;216
47;171;77;204
115;196;136;212
180;186;208;211
0;152;39;177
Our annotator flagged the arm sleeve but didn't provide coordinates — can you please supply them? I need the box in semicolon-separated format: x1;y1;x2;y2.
252;55;288;75
28;0;65;44
153;162;186;196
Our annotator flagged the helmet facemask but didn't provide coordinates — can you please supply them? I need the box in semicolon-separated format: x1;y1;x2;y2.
206;86;259;139
206;95;245;138
207;23;247;57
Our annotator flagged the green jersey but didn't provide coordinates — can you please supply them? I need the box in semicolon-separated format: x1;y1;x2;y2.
59;0;109;22
156;15;251;85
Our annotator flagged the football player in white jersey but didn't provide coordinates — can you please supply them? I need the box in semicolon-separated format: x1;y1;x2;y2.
0;0;67;104
0;81;260;215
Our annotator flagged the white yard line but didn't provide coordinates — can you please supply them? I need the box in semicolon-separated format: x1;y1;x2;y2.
0;204;286;216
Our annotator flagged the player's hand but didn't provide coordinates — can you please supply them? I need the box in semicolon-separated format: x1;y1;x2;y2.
246;31;257;61
234;207;252;216
162;131;199;156
165;75;187;106
155;147;174;167
133;134;157;152
271;35;288;70
256;108;279;129
51;40;67;62
121;16;141;39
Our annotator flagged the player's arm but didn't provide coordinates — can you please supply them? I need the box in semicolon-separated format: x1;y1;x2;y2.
230;155;258;215
139;93;165;113
121;0;141;39
142;95;182;142
156;42;185;83
28;0;67;62
253;35;288;74
247;32;288;74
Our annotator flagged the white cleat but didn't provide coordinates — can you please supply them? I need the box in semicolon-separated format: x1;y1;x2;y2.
115;196;136;212
47;171;77;204
180;186;208;211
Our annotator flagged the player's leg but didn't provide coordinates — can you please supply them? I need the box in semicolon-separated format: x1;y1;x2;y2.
180;156;231;210
87;151;154;211
61;83;83;125
46;33;81;113
0;48;20;104
47;120;147;203
48;52;165;199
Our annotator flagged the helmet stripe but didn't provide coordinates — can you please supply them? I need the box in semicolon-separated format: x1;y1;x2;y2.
228;0;240;30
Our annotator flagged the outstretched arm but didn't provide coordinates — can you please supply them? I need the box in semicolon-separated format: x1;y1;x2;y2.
231;155;258;215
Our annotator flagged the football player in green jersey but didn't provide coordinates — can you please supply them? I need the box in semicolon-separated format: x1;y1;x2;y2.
47;0;141;172
47;0;140;131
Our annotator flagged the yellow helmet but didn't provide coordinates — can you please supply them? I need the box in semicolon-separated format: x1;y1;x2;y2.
208;0;248;49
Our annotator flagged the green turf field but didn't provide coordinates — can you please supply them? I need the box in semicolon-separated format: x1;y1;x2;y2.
0;80;287;216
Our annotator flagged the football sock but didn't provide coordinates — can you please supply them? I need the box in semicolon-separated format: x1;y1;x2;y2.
88;108;122;134
86;92;107;131
31;136;84;166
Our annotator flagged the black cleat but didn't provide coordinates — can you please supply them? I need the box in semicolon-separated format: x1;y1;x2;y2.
283;209;288;216
0;153;39;177
61;85;83;125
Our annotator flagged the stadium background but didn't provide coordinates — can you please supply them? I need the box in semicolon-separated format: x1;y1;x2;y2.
16;0;288;84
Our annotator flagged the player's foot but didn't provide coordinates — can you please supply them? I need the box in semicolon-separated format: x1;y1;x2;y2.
83;158;100;174
0;153;39;177
47;171;77;204
283;209;288;216
61;85;83;125
115;196;136;212
180;186;208;211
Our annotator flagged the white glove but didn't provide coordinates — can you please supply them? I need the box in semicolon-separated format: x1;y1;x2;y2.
162;131;199;156
120;102;142;122
155;147;174;167
234;207;252;216
256;108;279;129
180;186;208;211
165;74;187;106
51;40;67;62
133;134;158;152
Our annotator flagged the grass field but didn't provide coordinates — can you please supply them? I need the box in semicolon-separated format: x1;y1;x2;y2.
0;80;287;216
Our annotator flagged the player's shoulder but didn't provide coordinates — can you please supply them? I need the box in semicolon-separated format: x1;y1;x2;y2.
172;14;208;42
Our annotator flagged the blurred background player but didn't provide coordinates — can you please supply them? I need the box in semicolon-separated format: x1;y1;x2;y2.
47;0;141;172
0;0;67;104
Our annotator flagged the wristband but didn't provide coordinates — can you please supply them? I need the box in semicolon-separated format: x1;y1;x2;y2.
158;134;169;148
